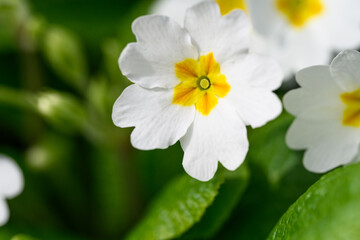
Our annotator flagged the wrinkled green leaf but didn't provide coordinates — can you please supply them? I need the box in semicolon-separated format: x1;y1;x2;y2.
181;165;250;239
126;173;225;240
268;162;360;240
248;112;300;185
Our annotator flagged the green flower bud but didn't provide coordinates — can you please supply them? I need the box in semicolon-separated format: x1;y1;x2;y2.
36;90;86;133
26;132;72;171
43;27;87;91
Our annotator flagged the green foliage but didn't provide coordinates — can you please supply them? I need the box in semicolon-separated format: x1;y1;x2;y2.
181;165;250;239
12;234;39;240
1;0;354;239
25;131;73;171
248;112;300;185
0;0;29;50
90;147;130;237
0;86;34;111
268;162;360;240
214;162;318;240
126;173;225;240
0;223;88;240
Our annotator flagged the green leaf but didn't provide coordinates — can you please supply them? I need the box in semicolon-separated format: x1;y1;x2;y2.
126;173;225;240
214;161;319;240
181;165;250;239
248;112;300;185
134;143;184;201
268;162;360;240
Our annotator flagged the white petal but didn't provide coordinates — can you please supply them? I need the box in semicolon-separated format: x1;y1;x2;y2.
284;66;343;116
228;88;282;128
149;0;205;25
119;15;198;89
0;155;24;198
330;50;360;92
184;2;250;64
296;65;340;90
286;118;347;150
303;134;360;173
222;53;283;91
318;0;360;49
112;85;195;150
251;28;332;77
247;0;284;37
0;199;9;226
180;100;248;181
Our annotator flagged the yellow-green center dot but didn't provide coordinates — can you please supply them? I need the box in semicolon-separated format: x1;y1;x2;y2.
198;76;211;90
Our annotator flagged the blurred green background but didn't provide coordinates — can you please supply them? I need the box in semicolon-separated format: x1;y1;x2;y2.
0;0;323;239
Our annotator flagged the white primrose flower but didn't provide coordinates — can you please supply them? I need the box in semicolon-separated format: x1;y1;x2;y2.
112;2;283;181
284;50;360;173
249;0;360;77
0;155;24;226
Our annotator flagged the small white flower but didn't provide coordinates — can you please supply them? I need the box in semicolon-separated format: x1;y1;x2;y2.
112;2;283;181
0;155;24;226
284;50;360;173
250;0;360;77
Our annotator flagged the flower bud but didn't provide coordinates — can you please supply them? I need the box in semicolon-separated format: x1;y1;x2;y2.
43;27;87;91
26;133;72;171
36;90;86;133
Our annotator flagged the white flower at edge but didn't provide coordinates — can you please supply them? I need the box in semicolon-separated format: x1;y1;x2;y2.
284;50;360;173
250;0;360;77
150;0;247;25
150;0;204;25
112;2;283;181
150;0;360;78
0;155;24;226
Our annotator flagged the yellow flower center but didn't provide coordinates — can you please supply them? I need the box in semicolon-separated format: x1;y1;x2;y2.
341;88;360;127
275;0;323;27
173;52;231;116
215;0;248;15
